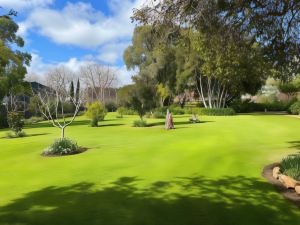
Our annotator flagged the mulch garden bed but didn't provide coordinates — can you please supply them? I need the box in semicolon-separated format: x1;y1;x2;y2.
262;163;300;208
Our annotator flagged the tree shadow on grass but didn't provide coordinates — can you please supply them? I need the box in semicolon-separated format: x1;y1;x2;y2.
288;141;300;151
25;120;91;129
1;133;50;139
148;120;214;127
0;176;299;225
96;123;125;127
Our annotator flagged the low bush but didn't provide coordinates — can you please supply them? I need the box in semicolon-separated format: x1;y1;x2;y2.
43;138;81;156
150;106;185;116
199;108;236;116
0;105;8;128
280;155;300;181
85;102;107;127
24;116;44;125
125;108;137;115
231;99;295;113
153;111;166;118
105;101;117;112
189;114;200;123
116;107;126;118
289;102;300;115
169;106;185;115
7;112;24;135
5;131;27;138
132;120;147;127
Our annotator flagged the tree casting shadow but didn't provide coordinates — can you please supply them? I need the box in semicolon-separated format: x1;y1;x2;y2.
0;176;298;225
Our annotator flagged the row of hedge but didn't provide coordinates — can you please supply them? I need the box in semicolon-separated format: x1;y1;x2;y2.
118;106;236;118
230;100;295;113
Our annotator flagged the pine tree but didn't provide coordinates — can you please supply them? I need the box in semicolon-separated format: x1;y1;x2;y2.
75;79;80;104
70;81;74;101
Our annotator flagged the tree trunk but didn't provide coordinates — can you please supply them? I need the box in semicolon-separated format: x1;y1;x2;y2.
61;126;65;139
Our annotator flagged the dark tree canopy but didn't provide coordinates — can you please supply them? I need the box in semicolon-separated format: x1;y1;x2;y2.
133;0;299;81
126;0;271;108
0;9;31;100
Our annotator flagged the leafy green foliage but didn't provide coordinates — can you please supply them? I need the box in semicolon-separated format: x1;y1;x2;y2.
116;107;126;118
0;12;31;100
105;101;117;112
75;79;80;104
117;84;136;107
7;112;24;134
43;138;80;156
152;111;165;119
5;131;26;138
289;102;300;115
0;105;8;128
70;81;74;99
185;107;235;116
85;102;107;127
231;100;295;113
132;120;147;127
129;80;157;120
24;116;44;125
280;155;300;181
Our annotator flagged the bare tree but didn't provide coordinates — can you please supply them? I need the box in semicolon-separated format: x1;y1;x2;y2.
80;63;118;103
35;66;82;139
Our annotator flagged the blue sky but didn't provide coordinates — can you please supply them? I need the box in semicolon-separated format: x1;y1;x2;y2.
0;0;146;85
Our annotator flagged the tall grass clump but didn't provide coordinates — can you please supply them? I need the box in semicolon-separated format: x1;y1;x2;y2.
280;155;300;180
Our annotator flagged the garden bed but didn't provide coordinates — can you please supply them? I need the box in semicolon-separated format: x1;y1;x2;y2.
41;147;88;157
262;163;300;208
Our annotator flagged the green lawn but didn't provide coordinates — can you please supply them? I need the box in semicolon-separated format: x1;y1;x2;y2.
0;113;300;225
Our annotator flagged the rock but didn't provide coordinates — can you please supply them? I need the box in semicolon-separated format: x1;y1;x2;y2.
278;174;298;189
295;185;300;194
272;167;281;179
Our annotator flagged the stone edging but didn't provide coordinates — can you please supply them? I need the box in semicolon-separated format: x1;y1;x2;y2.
262;163;300;208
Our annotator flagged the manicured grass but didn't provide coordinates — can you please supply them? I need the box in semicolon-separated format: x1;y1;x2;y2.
0;113;300;225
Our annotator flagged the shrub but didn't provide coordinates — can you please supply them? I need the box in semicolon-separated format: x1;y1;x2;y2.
116;107;126;118
153;111;166;118
200;108;235;116
5;131;26;138
289;102;300;115
43;138;80;156
105;101;117;112
133;120;147;127
121;108;137;115
189;114;200;123
231;99;295;113
7;112;24;135
85;102;107;127
169;106;185;115
152;106;185;116
24;116;44;125
280;155;300;181
0;105;8;128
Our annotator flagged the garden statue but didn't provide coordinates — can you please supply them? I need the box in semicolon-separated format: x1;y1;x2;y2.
165;109;174;130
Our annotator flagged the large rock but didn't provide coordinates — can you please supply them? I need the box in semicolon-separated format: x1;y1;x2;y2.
272;166;281;179
278;174;298;189
295;185;300;194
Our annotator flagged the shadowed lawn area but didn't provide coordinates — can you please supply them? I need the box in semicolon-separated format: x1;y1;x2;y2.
0;113;300;224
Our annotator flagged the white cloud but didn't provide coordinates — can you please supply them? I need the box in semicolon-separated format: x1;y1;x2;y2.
97;41;130;64
26;53;134;86
21;0;147;86
20;1;144;48
0;0;53;10
113;65;137;86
